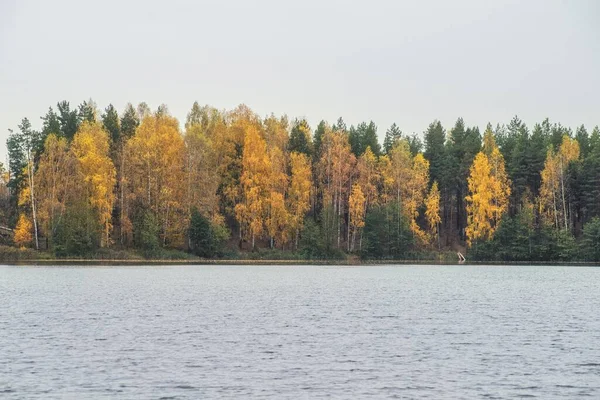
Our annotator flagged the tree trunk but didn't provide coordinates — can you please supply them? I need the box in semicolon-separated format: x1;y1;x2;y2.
28;158;39;250
560;164;568;231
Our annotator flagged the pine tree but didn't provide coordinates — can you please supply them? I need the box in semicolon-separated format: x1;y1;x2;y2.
383;123;402;155
289;118;312;156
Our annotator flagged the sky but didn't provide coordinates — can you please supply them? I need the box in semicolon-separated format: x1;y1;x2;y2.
1;0;599;161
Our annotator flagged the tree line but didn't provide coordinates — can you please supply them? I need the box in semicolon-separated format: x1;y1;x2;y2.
4;99;600;261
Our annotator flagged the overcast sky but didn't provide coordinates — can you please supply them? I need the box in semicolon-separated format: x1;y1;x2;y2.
1;0;599;160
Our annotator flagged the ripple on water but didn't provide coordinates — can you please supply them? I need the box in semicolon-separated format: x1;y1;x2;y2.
1;264;600;399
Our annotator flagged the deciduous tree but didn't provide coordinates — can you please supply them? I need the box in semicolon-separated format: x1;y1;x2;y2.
71;121;116;247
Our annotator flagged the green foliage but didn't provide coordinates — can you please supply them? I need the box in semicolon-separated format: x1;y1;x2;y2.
298;217;345;259
555;229;577;261
57;101;80;140
289;119;312;156
312;120;327;161
299;218;323;259
0;245;53;261
383;123;402;154
120;103;140;140
6;132;26;195
348;121;381;157
102;104;121;147
53;201;100;257
361;202;414;259
469;210;533;261
469;207;580;263
133;208;160;252
188;208;228;257
7;99;600;262
78;99;97;123
424;120;445;182
333;117;347;133
407;133;423;156
580;217;600;261
39;107;61;155
446;118;482;240
7;118;42;214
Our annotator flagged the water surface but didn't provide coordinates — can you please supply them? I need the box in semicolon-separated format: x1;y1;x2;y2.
1;264;599;399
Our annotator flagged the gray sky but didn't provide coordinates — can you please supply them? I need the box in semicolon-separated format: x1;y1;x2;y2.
1;0;599;161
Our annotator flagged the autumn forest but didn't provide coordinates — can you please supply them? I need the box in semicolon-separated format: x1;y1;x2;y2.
4;100;600;262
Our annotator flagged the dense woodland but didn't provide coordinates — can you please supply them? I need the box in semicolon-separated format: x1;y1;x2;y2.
4;99;600;261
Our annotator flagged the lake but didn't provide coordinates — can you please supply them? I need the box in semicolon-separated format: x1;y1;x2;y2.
1;264;599;399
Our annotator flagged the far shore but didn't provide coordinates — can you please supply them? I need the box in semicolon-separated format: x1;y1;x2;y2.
2;259;599;266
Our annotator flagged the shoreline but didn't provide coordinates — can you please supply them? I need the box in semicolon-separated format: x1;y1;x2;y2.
2;259;599;266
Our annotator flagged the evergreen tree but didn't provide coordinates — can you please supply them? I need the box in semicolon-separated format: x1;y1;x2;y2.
363;121;380;156
447;118;481;240
39;107;61;156
189;208;216;257
527;123;549;197
53;198;99;257
57;101;80;140
78;99;97;123
424;120;445;186
333;117;347;133
133;207;160;252
313;120;327;161
348;121;380;157
383;123;402;154
120;103;140;140
508;122;530;207
102;104;121;150
362;202;413;259
576;125;590;158
580;217;600;261
289;118;312;156
407;133;423;155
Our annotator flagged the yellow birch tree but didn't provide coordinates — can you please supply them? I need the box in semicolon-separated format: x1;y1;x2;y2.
539;135;579;231
235;124;272;249
425;181;441;246
288;152;312;249
348;183;366;252
71;121;116;247
125;113;187;247
35;134;77;243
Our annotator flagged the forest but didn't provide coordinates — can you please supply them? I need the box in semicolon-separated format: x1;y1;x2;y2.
3;99;600;262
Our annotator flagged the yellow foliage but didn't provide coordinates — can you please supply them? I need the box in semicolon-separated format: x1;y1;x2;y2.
35;134;76;239
71;122;116;247
288;152;312;247
466;153;494;245
425;181;441;244
386;141;430;242
488;146;511;223
266;191;289;247
218;105;262;215
466;128;511;246
349;183;366;230
539;135;579;230
318;129;356;248
185;123;220;219
235;124;272;248
357;146;379;208
126;114;187;247
466;144;511;246
14;214;33;248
